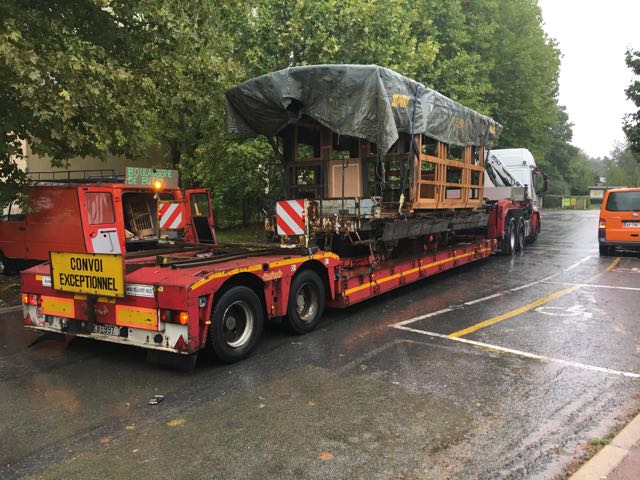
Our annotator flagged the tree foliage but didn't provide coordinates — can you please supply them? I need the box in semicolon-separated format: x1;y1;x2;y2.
603;144;640;187
1;0;605;223
623;49;640;159
1;0;245;207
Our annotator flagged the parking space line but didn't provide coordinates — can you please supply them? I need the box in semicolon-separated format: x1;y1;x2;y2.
393;325;640;379
448;257;620;338
544;281;640;292
449;284;581;337
390;255;594;329
392;307;455;327
0;305;22;314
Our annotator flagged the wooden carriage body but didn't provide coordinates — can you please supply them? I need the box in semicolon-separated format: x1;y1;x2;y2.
280;119;485;216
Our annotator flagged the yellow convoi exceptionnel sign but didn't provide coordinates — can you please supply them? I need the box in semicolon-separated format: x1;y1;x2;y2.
50;252;125;298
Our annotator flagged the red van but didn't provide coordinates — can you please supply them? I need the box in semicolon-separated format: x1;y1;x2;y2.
598;187;640;255
0;179;216;274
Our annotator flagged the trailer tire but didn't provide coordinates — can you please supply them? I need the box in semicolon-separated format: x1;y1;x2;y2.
501;218;517;255
285;270;325;335
208;286;264;363
516;218;526;252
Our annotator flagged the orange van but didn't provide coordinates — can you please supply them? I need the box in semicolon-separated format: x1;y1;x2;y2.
598;187;640;255
0;177;216;274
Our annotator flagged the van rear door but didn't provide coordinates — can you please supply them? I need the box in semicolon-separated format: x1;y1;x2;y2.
604;190;640;243
78;188;122;254
185;189;216;244
0;202;26;260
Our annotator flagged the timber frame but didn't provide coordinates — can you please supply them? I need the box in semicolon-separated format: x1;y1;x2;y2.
279;118;485;214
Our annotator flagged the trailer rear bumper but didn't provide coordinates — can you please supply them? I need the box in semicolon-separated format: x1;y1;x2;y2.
23;304;191;354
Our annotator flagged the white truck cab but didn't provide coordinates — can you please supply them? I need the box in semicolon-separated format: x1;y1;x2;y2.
484;148;543;244
485;148;539;208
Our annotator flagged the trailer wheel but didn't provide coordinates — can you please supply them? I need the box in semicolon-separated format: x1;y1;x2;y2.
501;218;517;255
516;218;526;252
285;270;325;335
208;286;264;363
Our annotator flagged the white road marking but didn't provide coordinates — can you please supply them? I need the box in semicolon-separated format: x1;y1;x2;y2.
610;267;640;274
392;325;640;379
0;305;22;314
464;293;503;305
391;255;594;328
392;307;454;327
535;305;593;319
544;281;640;292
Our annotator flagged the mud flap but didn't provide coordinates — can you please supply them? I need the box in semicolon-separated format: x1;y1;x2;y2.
146;350;198;371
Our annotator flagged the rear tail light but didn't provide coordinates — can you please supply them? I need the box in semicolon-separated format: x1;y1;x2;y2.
160;309;189;326
22;293;40;306
599;218;606;239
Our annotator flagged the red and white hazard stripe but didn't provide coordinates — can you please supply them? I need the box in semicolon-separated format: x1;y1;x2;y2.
158;202;184;229
276;199;305;236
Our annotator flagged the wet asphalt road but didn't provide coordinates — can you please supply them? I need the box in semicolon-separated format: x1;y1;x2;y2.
1;210;639;479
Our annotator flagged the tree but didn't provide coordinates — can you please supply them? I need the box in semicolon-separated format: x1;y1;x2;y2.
1;0;585;223
623;48;640;159
0;0;246;208
481;0;561;164
1;1;161;207
604;143;640;187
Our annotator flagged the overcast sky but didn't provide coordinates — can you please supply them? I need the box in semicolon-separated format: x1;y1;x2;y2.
538;0;640;158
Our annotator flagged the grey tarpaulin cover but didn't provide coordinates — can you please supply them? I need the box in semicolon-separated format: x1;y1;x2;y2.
225;64;502;154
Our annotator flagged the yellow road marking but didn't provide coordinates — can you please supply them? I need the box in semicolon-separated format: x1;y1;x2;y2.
449;285;580;337
606;257;621;271
449;257;620;338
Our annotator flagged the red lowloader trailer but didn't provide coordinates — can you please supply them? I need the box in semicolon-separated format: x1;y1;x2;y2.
20;233;497;368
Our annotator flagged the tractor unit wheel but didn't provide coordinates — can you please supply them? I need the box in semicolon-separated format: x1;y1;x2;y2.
516;217;526;252
527;215;540;244
285;270;326;335
208;286;264;363
501;217;517;256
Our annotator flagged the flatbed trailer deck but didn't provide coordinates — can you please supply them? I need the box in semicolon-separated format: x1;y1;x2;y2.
20;238;496;365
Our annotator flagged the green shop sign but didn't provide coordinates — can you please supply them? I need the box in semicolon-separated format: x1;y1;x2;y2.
125;167;179;189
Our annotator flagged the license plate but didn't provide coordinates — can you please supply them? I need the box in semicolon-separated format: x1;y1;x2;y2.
624;222;640;228
93;323;118;336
